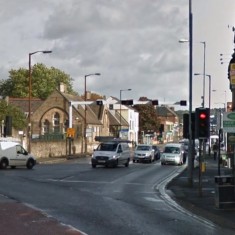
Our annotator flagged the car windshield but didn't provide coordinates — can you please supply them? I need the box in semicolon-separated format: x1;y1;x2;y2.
136;145;151;151
97;143;118;151
164;146;180;154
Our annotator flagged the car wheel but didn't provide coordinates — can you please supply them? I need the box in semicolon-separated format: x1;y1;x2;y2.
125;159;129;167
27;159;35;169
133;159;135;163
161;162;164;165
11;166;16;169
113;160;118;168
0;159;8;169
92;164;96;168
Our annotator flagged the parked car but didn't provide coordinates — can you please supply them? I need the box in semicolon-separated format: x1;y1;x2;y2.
0;141;36;169
133;144;155;163
160;143;184;166
152;145;161;160
91;141;130;168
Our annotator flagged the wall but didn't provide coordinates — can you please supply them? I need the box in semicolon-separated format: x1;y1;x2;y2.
31;138;83;158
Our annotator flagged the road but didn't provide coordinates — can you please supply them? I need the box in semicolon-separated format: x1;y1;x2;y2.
0;159;233;235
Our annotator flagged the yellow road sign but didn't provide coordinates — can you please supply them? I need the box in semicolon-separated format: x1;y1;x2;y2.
67;128;75;137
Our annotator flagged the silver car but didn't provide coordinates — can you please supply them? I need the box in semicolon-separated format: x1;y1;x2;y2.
161;143;184;165
133;144;155;163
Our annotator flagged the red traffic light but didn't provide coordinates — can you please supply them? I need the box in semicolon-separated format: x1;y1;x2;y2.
199;113;207;119
195;107;210;139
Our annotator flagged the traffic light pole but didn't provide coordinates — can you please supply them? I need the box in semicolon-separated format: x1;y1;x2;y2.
188;0;193;186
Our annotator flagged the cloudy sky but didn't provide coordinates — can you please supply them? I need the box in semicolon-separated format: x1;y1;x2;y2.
0;0;234;110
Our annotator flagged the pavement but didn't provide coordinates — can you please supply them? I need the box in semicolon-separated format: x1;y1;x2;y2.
1;154;235;234
167;154;235;230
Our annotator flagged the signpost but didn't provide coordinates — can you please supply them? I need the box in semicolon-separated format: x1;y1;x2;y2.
223;112;235;133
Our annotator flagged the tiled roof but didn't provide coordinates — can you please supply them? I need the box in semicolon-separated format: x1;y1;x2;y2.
60;91;102;125
8;97;44;113
156;106;178;117
107;110;129;126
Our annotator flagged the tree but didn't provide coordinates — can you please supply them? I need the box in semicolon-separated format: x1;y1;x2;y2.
133;102;160;134
0;63;76;99
0;100;27;130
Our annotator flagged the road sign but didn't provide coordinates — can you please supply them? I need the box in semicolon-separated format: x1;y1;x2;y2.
223;112;235;133
67;128;75;137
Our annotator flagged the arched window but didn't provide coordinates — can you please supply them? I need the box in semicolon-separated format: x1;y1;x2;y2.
43;119;50;134
53;112;60;133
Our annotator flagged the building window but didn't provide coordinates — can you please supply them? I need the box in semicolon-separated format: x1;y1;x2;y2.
43;119;50;134
53;112;60;133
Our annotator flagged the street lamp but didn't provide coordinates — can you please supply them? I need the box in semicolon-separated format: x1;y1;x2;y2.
119;89;131;138
212;89;227;111
194;73;211;110
178;0;193;186
179;40;206;107
200;42;206;108
84;73;101;153
28;50;52;153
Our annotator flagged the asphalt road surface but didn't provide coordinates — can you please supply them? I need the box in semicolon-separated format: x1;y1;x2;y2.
0;159;234;235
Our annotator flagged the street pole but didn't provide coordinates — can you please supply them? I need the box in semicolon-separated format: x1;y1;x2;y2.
178;1;193;185
188;0;193;186
84;73;100;153
208;75;211;156
28;50;52;153
201;41;206;108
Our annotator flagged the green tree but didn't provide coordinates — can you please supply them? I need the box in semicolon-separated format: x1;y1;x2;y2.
0;63;76;99
0;100;27;130
133;103;160;133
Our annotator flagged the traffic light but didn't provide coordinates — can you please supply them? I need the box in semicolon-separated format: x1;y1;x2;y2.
183;113;189;138
121;99;133;105
183;112;195;139
180;100;187;106
152;100;159;105
195;108;210;139
96;100;103;105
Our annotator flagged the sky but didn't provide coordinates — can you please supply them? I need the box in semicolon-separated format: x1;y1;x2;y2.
0;0;234;110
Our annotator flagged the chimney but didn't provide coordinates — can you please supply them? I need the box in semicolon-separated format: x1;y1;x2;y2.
59;83;67;93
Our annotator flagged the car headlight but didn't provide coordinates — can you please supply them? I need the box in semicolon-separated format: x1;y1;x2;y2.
112;155;118;159
175;156;180;161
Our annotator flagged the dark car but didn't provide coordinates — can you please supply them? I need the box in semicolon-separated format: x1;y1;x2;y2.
152;145;161;160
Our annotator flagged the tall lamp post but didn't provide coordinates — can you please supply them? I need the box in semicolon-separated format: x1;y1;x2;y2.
201;41;206;108
194;73;211;110
28;50;52;153
119;89;131;138
177;0;193;186
84;73;101;153
212;89;227;112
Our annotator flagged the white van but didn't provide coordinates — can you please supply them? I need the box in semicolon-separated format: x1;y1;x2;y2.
161;143;184;165
0;141;36;169
91;141;131;168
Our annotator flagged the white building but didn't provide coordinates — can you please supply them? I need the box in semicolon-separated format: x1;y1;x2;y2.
106;96;139;144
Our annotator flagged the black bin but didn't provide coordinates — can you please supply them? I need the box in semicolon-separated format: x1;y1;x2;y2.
215;175;235;209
